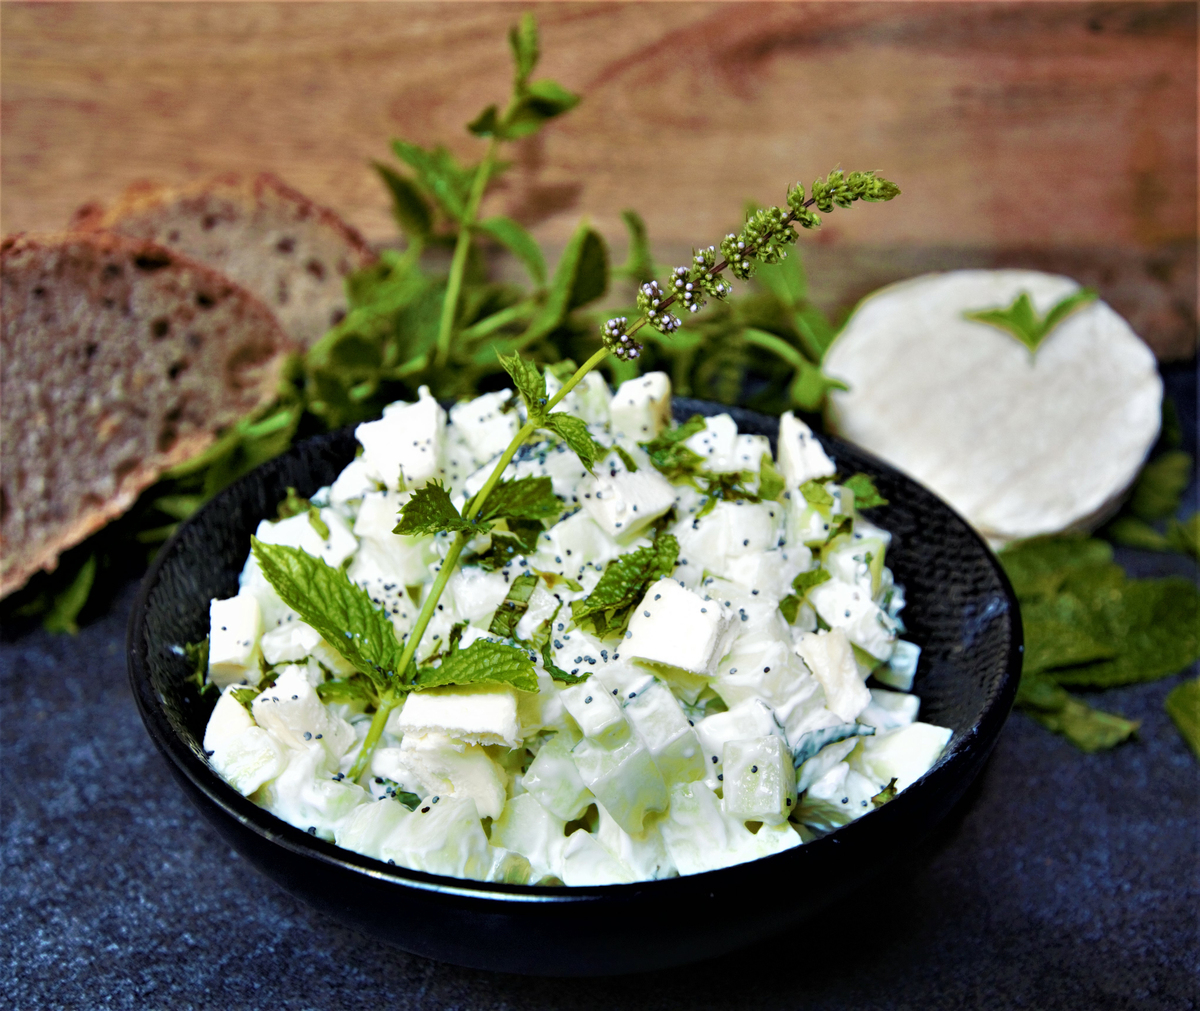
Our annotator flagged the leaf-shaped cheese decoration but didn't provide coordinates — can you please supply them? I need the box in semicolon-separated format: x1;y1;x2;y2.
823;270;1162;547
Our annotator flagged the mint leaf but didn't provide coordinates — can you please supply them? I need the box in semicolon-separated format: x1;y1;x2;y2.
539;645;586;685
800;480;834;507
498;351;548;418
790;722;874;769
414;638;539;692
1165;677;1200;759
793;568;831;596
1168;514;1200;560
373;161;433;243
544;413;604;473
390;140;472;221
467;105;500;138
472;476;562;524
999;537;1114;600
778;595;801;624
42;553;96;636
612;445;639;473
519;223;608;348
489;572;539;638
479;216;547;286
1106;516;1172;552
1128;450;1192;521
395;481;481;537
509;11;539;86
570;535;679;638
276;487;309;519
615;209;655;282
1015;672;1139;752
641;415;707;481
229;685;262;711
964;288;1098;355
844;473;888;509
501;81;581;140
251;539;408;695
1019;592;1119;676
1048;577;1200;689
696;471;760;519
758;454;785;502
477;519;544;571
871;777;899;809
317;674;380;708
307;507;330;541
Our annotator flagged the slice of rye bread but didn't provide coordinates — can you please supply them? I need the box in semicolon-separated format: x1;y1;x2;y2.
0;231;293;598
70;172;376;350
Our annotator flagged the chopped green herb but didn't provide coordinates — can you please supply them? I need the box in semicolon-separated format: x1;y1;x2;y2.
843;473;888;509
570;534;679;638
489;572;539;638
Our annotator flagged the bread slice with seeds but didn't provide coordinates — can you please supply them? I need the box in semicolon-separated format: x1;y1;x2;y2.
0;231;293;598
71;172;375;350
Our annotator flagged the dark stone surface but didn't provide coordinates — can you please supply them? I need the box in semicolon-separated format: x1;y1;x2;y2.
4;361;1197;1008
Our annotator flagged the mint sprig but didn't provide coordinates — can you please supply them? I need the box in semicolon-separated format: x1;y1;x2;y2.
964;287;1098;356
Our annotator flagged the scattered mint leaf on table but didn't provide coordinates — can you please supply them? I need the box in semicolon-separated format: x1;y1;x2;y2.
1165;677;1200;759
571;535;679;638
964;288;1098;355
1127;450;1193;521
41;553;96;636
1015;673;1139;753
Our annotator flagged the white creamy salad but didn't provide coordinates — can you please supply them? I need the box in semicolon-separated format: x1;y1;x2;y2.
200;371;951;885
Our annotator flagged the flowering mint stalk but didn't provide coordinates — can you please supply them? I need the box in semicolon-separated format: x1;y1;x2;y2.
349;168;898;780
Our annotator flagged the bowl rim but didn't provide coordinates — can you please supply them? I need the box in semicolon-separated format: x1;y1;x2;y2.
127;401;1023;904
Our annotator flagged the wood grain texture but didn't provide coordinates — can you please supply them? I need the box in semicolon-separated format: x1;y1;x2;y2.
3;1;1195;356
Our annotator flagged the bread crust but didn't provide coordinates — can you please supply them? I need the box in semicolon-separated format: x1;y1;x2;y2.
0;231;293;598
70;172;376;349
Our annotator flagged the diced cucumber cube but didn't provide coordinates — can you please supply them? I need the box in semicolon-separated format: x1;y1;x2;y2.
210;726;287;797
595;803;675;881
558;829;634;886
523;731;593;820
252;666;356;762
795;762;878;832
849;722;953;791
694;698;781;790
795;627;871;723
875;639;921;691
379;795;493;881
858;687;920;730
721;735;797;826
560;679;629;745
335;798;411;860
777;412;835;487
491;793;567;882
571;735;667;835
581;467;676;538
622;678;705;785
203;685;256;753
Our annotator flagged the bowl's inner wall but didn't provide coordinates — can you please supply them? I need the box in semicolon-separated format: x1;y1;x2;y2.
142;399;1015;814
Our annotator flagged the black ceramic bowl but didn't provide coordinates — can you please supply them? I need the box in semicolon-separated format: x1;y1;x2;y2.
128;398;1021;976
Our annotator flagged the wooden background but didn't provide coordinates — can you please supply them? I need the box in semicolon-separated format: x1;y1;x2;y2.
2;1;1196;358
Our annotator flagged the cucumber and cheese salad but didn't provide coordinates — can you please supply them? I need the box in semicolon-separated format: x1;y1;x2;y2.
201;372;951;885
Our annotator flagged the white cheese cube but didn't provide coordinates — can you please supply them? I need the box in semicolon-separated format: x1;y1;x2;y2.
731;433;772;472
875;639;921;691
695;698;781;789
328;456;379;507
209;726;287;797
449;390;519;465
609;372;672;442
581;467;676;538
720;547;809;600
859;688;920;731
355;385;446;491
396;684;521;748
203;686;256;753
559;679;628;745
622;677;706;785
254;508;357;570
571;735;668;834
624;578;735;677
397;731;508;820
353;490;434;577
335;799;411;860
849;722;953;792
721;736;797;826
252;666;356;761
379;795;493;881
444;566;512;627
795;627;871;723
207;594;263;689
523;732;593;820
808;578;896;661
777;411;836;487
795;762;879;832
683;413;740;473
490;793;567;883
544;370;611;427
595;802;675;881
558;829;634;886
259;619;323;666
530;510;632;578
255;744;371;839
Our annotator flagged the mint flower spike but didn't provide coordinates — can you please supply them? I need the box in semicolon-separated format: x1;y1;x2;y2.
637;280;682;334
601;316;643;361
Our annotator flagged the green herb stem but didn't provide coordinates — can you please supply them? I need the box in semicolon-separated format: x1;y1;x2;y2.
544;347;611;411
459;300;538;342
435;135;500;367
348;529;470;781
